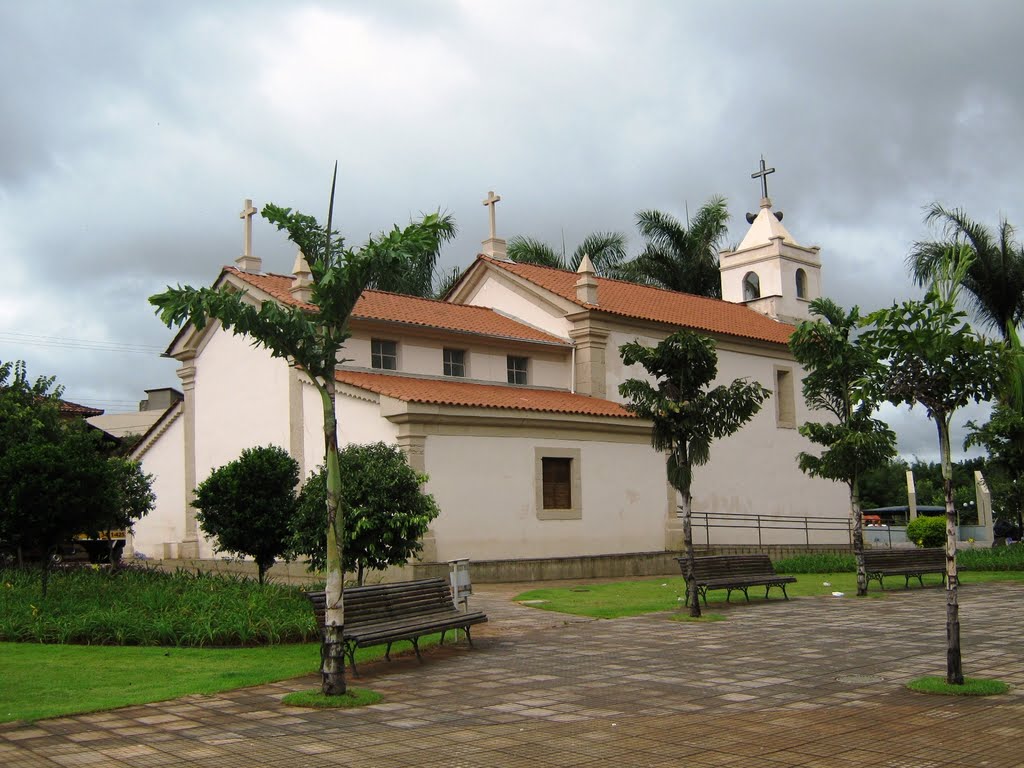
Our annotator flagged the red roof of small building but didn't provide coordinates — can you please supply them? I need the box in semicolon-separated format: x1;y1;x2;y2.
58;399;104;418
226;268;566;346
481;257;795;345
335;369;635;418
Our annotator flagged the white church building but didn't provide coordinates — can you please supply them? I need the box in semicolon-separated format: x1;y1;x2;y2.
130;183;849;580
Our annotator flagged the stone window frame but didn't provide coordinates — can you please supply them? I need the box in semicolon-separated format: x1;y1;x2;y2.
443;347;467;377
535;447;582;520
371;338;398;370
774;365;797;429
507;355;529;385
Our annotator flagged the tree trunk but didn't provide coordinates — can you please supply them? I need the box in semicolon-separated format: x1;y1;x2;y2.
320;380;346;696
851;482;867;596
680;487;700;618
357;562;364;587
938;417;963;685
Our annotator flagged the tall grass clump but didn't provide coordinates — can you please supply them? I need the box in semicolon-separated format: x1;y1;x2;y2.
958;543;1024;571
0;565;317;646
773;553;855;573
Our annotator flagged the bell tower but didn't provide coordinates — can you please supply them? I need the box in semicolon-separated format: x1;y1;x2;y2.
719;158;821;324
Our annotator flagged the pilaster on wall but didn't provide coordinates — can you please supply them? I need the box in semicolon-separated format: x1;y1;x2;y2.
395;425;437;562
663;476;683;551
568;320;610;399
288;367;306;478
176;358;199;559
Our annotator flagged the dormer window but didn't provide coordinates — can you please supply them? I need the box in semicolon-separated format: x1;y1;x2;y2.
743;272;761;301
795;268;807;299
443;348;466;377
507;355;528;385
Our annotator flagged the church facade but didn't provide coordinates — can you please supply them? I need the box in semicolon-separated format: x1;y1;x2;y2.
130;189;849;576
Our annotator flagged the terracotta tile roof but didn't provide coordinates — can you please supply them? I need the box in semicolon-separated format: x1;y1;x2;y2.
482;257;795;345
335;369;635;418
225;268;566;345
58;399;104;418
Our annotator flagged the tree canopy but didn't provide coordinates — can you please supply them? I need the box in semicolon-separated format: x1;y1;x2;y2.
619;331;769;616
290;443;440;585
192;445;299;584
789;298;896;595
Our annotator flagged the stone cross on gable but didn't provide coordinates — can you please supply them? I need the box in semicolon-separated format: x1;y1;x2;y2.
235;198;262;273
751;156;776;200
239;198;257;257
482;190;501;240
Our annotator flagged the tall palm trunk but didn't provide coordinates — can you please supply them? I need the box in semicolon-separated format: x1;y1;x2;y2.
320;379;346;695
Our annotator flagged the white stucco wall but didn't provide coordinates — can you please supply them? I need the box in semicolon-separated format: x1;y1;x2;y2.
337;393;398;447
341;331;570;388
605;328;848;538
132;413;185;559
193;329;292;481
424;435;668;560
463;273;572;339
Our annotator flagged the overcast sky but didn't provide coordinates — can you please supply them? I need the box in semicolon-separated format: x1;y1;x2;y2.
2;1;1020;462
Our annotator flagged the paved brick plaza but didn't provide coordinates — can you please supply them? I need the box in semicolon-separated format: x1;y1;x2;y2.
2;581;1022;767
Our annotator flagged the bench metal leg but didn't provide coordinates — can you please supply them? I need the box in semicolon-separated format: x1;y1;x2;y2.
439;630;447;646
411;637;422;663
345;641;360;678
464;626;474;648
384;641;393;661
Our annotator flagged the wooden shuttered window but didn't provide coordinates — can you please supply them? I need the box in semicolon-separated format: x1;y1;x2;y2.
542;457;572;509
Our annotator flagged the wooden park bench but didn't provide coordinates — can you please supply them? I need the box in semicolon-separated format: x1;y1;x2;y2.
676;554;797;606
305;577;488;676
863;548;946;589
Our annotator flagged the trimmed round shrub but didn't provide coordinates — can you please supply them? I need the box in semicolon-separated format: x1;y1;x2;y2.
906;515;947;548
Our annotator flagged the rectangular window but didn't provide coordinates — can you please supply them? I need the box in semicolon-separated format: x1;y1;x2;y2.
443;348;466;377
507;355;528;385
775;366;796;428
535;448;582;520
371;339;398;370
542;457;572;509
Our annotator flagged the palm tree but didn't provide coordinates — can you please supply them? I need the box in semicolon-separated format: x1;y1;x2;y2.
616;196;730;298
907;203;1024;341
367;213;458;297
507;231;628;276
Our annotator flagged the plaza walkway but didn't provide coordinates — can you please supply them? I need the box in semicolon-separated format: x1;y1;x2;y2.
2;581;1022;767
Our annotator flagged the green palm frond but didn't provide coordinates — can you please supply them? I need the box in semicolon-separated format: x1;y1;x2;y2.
507;236;564;268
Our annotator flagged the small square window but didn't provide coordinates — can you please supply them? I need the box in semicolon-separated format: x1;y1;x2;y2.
535;447;581;520
443;348;466;377
507;356;528;385
371;339;397;370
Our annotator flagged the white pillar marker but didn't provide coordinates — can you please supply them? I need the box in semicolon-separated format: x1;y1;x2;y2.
482;190;501;240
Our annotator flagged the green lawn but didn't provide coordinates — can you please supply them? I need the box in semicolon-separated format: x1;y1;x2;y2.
514;571;1024;619
0;634;445;723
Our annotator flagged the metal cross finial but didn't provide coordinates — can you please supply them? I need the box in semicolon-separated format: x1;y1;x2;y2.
239;198;258;257
751;156;776;199
482;190;501;240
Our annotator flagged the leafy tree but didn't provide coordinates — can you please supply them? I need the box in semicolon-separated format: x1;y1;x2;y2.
966;405;1024;530
0;361;153;592
290;443;440;585
616;197;730;297
507;231;628;276
907;203;1024;341
192;445;297;585
619;331;769;617
862;247;1006;685
150;171;453;695
363;216;457;298
789;299;897;595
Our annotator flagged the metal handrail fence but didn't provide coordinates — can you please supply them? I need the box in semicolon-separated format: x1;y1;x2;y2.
685;510;853;547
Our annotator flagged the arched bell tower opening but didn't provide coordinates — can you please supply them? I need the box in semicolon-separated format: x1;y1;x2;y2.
719;157;822;324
